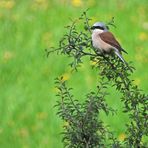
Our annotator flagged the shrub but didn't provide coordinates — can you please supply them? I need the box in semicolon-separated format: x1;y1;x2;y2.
46;10;148;148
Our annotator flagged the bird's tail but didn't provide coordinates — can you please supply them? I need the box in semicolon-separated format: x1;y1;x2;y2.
114;48;126;63
113;48;133;72
121;48;128;54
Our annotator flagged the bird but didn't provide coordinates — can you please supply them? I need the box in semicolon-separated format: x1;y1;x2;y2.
91;22;127;63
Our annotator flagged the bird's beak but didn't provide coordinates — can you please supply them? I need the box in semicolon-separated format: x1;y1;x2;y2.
90;26;94;30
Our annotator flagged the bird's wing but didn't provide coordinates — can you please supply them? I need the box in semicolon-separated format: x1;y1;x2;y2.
99;32;127;54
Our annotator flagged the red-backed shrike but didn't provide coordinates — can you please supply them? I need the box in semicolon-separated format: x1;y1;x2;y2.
91;22;127;63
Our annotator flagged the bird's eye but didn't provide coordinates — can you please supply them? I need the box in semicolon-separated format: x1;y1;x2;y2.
91;26;105;30
90;26;95;30
95;26;104;30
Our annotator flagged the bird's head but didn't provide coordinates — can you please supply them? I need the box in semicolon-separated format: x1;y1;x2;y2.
91;22;109;33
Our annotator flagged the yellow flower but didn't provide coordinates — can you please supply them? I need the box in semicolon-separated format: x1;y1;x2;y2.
42;32;52;47
62;73;70;81
139;32;148;41
135;53;147;63
31;124;40;132
7;120;15;127
22;145;29;148
87;0;96;7
71;0;83;7
36;112;48;120
142;22;148;30
135;47;148;63
3;51;14;62
31;0;48;10
18;128;29;137
137;6;146;16
0;0;15;9
90;61;97;66
35;0;45;3
0;128;3;134
133;78;141;86
118;133;126;141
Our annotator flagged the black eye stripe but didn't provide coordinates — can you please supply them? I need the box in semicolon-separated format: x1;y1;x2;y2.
91;26;104;30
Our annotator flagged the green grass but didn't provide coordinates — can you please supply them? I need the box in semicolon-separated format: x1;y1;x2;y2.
0;0;148;147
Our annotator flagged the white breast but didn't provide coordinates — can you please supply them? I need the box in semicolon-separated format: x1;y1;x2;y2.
92;30;113;53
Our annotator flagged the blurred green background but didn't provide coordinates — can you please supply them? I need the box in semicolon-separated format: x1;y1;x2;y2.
0;0;148;147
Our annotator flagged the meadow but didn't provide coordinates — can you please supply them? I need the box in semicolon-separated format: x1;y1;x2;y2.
0;0;148;147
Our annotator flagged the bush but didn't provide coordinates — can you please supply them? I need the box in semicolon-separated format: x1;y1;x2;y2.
46;11;148;148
